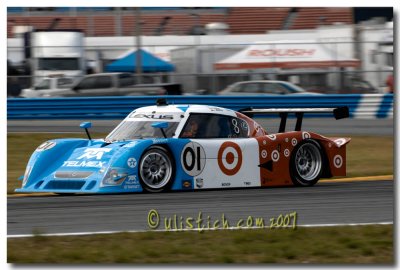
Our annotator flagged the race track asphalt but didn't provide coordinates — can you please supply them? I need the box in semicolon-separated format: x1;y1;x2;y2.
7;180;393;236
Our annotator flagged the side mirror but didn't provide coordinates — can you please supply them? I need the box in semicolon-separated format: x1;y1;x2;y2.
151;122;168;138
80;122;92;129
80;122;92;140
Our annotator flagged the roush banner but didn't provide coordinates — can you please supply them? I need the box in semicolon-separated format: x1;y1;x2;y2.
214;40;360;70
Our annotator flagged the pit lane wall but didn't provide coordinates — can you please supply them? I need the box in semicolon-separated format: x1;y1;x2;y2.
7;94;393;120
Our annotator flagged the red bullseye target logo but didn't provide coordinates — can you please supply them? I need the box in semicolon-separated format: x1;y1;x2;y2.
218;142;242;176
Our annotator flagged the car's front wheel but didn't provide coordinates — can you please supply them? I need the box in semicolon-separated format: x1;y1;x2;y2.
290;140;323;186
139;146;174;192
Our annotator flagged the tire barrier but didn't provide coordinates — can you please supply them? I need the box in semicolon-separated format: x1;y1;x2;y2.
7;94;393;120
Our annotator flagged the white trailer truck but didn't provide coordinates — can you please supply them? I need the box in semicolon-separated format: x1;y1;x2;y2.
31;30;85;85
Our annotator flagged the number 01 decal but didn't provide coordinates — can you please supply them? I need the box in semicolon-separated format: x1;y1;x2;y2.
181;142;206;176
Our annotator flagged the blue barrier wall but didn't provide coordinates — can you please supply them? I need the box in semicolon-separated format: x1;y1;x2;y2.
7;94;394;120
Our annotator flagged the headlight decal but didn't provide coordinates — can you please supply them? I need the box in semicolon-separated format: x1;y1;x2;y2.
101;167;128;187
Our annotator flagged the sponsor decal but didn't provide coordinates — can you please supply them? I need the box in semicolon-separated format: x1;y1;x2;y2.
63;161;106;168
218;142;242;176
181;142;206;177
127;157;137;168
196;178;204;188
152;138;169;144
124;175;140;189
133;114;174;120
77;148;112;160
36;141;56;152
182;180;192;189
210;107;223;112
333;155;343;168
126;175;138;184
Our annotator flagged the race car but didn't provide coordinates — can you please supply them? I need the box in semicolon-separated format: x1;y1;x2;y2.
16;100;350;194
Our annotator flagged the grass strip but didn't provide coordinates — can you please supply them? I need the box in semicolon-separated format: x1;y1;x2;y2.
8;225;393;263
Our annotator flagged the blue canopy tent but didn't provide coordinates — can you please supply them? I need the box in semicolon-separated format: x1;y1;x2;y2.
105;49;175;72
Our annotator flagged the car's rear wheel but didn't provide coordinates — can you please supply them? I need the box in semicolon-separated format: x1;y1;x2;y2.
290;140;323;186
139;146;174;192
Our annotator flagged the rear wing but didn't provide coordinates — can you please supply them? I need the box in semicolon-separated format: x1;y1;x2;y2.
240;107;349;133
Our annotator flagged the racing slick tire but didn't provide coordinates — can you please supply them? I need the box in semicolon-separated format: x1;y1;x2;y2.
290;139;324;187
138;146;175;192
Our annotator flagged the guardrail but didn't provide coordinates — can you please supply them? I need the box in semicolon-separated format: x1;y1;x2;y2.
7;94;393;120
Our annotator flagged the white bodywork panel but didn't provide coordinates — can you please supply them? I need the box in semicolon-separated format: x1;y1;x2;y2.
190;138;261;189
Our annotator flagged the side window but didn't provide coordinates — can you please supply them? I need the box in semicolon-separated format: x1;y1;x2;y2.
93;76;112;88
76;77;96;90
57;78;73;88
119;76;136;87
180;114;249;138
242;83;259;93
230;83;243;93
35;79;51;90
260;83;287;94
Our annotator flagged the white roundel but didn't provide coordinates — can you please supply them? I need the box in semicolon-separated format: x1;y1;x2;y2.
334;138;347;147
284;149;290;157
333;155;343;168
127;157;137;168
263;140;267;145
254;122;260;132
271;150;280;162
302;132;311;139
291;138;298;146
285;138;289;143
181;142;206;176
261;149;268;159
267;134;276;140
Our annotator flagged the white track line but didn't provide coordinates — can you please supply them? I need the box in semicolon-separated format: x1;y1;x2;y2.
7;222;393;238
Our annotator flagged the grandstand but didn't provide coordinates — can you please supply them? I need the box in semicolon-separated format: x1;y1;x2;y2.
7;7;354;37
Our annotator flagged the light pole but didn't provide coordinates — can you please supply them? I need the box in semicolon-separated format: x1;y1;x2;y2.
134;7;142;84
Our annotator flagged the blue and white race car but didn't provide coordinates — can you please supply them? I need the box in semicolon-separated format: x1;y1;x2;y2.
16;100;350;194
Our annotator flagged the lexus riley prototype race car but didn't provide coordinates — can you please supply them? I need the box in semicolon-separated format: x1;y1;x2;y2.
16;100;350;194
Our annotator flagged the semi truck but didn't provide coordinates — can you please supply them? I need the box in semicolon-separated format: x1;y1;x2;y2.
30;30;86;85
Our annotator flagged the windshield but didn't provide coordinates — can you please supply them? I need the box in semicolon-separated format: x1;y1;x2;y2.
281;82;306;93
106;121;179;141
38;58;80;71
34;79;51;90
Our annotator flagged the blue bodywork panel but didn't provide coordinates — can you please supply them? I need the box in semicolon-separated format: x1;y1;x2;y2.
16;137;193;194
